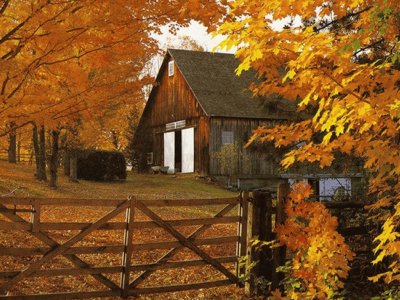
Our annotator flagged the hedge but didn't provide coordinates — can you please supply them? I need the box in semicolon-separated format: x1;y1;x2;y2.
77;151;127;181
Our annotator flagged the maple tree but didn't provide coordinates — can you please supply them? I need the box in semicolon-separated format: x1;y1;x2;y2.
0;0;225;186
217;0;400;291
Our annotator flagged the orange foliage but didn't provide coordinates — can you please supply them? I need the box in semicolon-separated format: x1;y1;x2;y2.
0;0;226;147
276;183;355;299
218;0;400;285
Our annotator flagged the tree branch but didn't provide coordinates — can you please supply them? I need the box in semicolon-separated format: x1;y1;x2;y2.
0;0;10;16
314;6;371;33
0;120;33;138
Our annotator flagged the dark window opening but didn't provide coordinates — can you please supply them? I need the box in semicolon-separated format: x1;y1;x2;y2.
175;131;182;172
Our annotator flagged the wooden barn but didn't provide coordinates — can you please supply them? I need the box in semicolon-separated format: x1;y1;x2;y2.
134;49;300;188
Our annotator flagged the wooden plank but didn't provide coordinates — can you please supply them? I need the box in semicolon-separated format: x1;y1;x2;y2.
132;236;239;251
237;192;249;279
133;200;238;283
273;182;290;289
0;197;239;207
0;266;123;278
0;204;119;291
235;196;242;277
40;222;126;231
0;245;124;256
137;197;239;207
120;198;135;298
239;192;249;257
0;220;31;230
128;279;233;295
0;201;129;292
0;207;33;213
132;256;237;272
323;201;365;209
30;200;40;233
0;197;127;206
0;290;120;300
129;202;237;288
276;182;290;226
247;190;274;295
0;217;240;231
134;216;240;229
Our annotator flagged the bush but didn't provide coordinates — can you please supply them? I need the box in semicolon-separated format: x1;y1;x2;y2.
77;151;127;181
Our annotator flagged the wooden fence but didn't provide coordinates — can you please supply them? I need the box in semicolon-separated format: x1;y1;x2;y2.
0;196;249;299
0;185;371;298
245;183;371;296
0;153;32;163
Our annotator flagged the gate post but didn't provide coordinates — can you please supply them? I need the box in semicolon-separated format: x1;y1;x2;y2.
236;191;249;282
246;189;273;296
120;197;135;298
272;182;290;290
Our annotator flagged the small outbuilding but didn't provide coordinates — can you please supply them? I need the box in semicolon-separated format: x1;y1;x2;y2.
134;49;298;188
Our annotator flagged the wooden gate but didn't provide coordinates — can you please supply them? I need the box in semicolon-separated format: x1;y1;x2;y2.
0;195;248;299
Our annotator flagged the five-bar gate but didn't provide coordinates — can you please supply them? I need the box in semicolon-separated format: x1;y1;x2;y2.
0;195;249;299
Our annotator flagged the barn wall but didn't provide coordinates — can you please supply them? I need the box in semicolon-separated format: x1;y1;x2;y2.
135;56;209;174
209;117;281;177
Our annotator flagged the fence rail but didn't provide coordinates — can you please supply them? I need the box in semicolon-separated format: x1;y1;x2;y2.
0;196;248;299
0;186;371;298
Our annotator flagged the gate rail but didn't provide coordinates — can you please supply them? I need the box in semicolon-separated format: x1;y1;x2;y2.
0;195;248;299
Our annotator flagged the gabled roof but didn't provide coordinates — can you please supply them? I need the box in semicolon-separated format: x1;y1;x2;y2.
167;49;296;119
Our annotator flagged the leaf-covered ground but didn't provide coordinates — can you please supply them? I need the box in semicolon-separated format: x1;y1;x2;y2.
0;161;244;299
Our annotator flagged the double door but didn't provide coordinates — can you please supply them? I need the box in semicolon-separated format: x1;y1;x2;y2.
164;127;194;173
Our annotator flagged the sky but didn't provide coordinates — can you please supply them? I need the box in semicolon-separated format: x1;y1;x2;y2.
153;17;303;53
154;20;228;53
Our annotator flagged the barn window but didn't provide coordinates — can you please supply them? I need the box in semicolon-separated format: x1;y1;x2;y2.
222;131;234;144
146;152;153;165
288;177;352;201
166;120;185;131
319;178;351;201
168;60;174;76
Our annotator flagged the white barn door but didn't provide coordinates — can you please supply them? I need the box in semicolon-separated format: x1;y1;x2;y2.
181;127;194;173
164;132;175;172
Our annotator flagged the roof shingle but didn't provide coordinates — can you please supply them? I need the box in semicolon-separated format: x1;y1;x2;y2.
168;49;295;119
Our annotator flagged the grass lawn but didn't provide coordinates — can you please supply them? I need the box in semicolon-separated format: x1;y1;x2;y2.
0;160;235;200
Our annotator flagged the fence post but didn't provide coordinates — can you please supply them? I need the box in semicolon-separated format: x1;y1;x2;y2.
120;197;135;298
30;199;41;233
237;191;249;282
272;181;290;290
246;189;273;296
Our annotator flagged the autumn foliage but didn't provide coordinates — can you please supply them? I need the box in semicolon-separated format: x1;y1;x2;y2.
217;0;400;288
275;183;354;299
0;0;225;185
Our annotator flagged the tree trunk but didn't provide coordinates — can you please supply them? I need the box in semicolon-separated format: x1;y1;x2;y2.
32;125;40;178
17;133;21;162
39;126;47;181
49;130;59;188
32;125;47;181
63;151;70;176
8;122;17;163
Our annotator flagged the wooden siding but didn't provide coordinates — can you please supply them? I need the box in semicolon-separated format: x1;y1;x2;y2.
135;56;209;174
209;117;281;177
